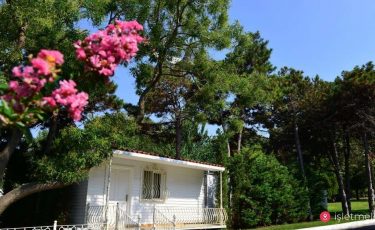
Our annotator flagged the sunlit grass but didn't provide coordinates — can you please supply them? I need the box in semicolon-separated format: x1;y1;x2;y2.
253;200;369;229
328;200;368;213
254;219;352;230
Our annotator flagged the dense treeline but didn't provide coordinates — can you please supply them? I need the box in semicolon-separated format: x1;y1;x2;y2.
0;0;374;228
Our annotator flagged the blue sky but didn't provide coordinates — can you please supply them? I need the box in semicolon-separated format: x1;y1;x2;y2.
230;0;375;81
111;0;375;105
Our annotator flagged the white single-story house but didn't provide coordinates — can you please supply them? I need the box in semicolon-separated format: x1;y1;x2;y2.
70;149;227;230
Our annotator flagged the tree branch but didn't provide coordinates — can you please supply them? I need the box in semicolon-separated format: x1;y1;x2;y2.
44;114;58;155
0;128;22;185
0;181;67;215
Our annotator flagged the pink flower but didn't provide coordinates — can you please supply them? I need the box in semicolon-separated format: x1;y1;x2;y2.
31;58;51;75
67;92;88;121
89;55;101;68
38;49;64;65
22;66;35;77
76;48;86;59
9;81;19;91
52;80;78;105
7;80;33;98
42;97;57;107
99;68;114;76
74;20;144;77
50;80;88;121
4;49;87;124
116;20;143;31
12;67;22;77
107;56;115;63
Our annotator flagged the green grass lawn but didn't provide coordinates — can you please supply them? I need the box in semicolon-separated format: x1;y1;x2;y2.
328;199;368;213
253;200;369;229
254;219;352;230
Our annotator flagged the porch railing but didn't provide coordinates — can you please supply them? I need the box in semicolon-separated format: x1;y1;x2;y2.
153;208;175;230
2;222;106;230
86;204;139;229
85;203;227;229
154;207;227;226
2;207;226;230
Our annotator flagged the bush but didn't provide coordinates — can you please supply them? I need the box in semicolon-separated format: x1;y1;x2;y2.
228;148;309;228
306;169;337;215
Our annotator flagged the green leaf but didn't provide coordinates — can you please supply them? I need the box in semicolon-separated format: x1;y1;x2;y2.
36;113;44;121
16;121;25;128
22;127;33;143
0;83;8;90
2;100;13;117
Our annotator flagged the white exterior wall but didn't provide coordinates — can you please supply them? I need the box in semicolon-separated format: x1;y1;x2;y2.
85;157;206;223
86;163;108;206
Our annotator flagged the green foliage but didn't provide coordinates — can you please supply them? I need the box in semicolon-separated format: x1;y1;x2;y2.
123;0;231;94
2;0;374;227
180;121;225;164
307;169;337;215
30;113;157;184
228;148;308;228
225;22;275;75
0;0;82;70
29;113;229;185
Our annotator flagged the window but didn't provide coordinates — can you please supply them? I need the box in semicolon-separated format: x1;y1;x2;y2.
142;169;166;201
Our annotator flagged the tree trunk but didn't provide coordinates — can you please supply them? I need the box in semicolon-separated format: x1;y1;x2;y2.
237;126;243;153
227;141;231;158
0;182;66;215
44;114;58;154
363;131;375;217
343;129;352;212
329;138;350;216
136;6;182;122
0;128;22;186
294;122;313;220
221;124;231;157
175;117;182;160
294;122;306;177
17;22;28;49
137;63;163;123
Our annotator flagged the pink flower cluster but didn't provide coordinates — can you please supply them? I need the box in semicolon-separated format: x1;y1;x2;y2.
43;80;88;121
3;50;88;121
74;20;144;77
8;50;64;100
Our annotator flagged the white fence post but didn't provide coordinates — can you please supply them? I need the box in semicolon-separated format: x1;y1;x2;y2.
173;215;176;230
115;202;119;230
85;203;90;224
137;215;141;230
152;204;156;230
53;220;57;230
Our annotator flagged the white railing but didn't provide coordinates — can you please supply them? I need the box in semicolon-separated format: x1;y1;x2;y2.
2;222;106;230
153;208;175;230
116;206;140;229
2;207;226;230
86;204;139;230
85;204;227;229
155;207;227;226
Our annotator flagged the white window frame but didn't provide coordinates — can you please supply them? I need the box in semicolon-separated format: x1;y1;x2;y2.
140;166;167;202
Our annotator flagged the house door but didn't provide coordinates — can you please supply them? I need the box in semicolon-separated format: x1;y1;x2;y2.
107;168;131;226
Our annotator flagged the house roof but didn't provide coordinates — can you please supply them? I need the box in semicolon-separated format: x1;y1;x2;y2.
113;149;225;172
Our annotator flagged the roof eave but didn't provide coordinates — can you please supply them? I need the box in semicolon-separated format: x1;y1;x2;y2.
113;150;225;172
